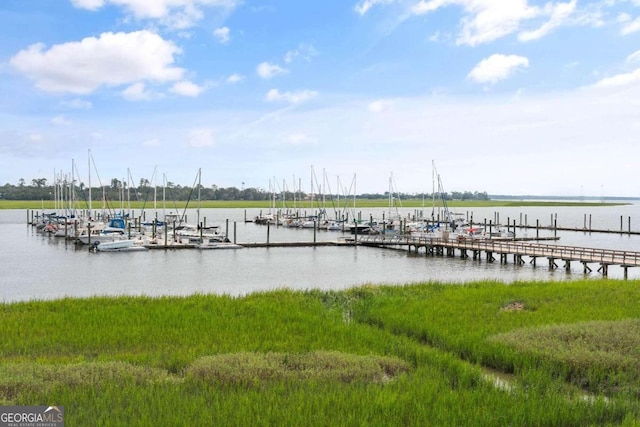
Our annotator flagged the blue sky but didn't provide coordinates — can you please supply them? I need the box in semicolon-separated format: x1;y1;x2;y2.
2;0;640;197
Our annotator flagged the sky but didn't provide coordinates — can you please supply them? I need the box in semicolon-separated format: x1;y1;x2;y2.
1;0;640;197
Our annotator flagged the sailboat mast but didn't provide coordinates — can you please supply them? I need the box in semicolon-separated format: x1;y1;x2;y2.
389;173;392;219
152;165;158;210
353;174;357;211
53;169;57;214
71;159;75;219
322;168;326;209
162;173;166;220
197;168;201;227
88;149;92;217
127;168;131;215
431;160;436;220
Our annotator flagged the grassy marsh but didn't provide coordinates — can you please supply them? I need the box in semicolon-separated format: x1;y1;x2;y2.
1;281;639;425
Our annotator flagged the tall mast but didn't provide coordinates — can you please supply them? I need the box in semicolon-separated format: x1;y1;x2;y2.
71;158;75;219
197;168;201;227
162;173;166;220
431;160;436;220
389;173;392;219
127;168;131;215
88;149;92;216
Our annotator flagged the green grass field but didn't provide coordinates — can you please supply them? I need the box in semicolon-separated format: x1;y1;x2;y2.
1;280;638;425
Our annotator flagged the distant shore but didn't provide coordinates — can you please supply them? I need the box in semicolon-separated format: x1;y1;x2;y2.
0;199;629;210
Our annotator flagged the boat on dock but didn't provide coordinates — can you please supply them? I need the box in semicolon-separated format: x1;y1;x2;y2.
347;220;375;234
196;241;243;250
90;239;147;252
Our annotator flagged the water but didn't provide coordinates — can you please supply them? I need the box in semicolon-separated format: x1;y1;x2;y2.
2;204;640;302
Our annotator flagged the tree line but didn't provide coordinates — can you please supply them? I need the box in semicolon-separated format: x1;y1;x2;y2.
0;178;489;202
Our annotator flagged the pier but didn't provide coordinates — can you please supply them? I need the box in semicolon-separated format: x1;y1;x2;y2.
357;235;640;278
142;233;640;279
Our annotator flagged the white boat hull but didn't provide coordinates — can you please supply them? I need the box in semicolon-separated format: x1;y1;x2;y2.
92;239;137;251
196;242;243;250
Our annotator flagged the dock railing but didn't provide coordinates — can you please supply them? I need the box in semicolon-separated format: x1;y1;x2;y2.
358;235;640;267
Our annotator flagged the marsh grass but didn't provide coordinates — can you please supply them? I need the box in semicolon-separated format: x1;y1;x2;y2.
0;361;173;404
489;319;640;394
0;282;638;425
186;351;410;386
353;280;640;397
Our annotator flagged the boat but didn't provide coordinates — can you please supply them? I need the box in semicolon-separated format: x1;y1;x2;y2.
457;226;485;240
347;221;374;235
299;216;318;228
103;217;127;233
196;241;243;250
485;228;515;239
77;220;128;244
90;239;146;252
173;224;227;244
324;220;345;231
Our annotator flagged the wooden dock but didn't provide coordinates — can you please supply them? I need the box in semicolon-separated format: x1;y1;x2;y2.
141;235;640;278
357;235;640;278
143;241;351;250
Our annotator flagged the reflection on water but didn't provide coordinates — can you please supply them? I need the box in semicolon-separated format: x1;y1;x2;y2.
2;205;640;302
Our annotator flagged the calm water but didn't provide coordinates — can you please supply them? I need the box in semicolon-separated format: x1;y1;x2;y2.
2;204;640;302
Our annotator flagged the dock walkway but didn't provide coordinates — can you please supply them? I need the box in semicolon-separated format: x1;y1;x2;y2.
358;235;640;277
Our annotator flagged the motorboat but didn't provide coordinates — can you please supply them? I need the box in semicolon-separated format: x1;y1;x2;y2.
90;239;147;252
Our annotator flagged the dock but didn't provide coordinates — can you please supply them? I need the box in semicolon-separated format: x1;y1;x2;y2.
141;233;640;277
142;241;346;249
357;235;640;278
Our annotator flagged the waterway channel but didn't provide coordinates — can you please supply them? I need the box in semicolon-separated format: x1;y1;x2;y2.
2;203;640;302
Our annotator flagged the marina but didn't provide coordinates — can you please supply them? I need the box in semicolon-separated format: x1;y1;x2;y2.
3;202;640;303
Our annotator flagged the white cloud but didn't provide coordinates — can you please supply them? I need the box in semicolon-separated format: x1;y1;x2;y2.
468;54;529;84
213;26;230;43
187;128;215;148
518;0;577;41
122;82;156;101
10;31;184;94
593;69;640;88
628;50;640;63
70;0;104;10
413;0;579;46
569;2;605;28
266;89;318;104
71;0;239;29
284;44;318;64
411;0;449;15
409;0;540;45
256;62;288;79
226;73;244;84
620;16;640;34
456;1;540;46
170;80;205;96
617;13;632;23
354;0;395;15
